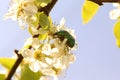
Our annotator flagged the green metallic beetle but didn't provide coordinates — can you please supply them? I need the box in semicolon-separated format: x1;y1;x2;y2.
53;30;75;48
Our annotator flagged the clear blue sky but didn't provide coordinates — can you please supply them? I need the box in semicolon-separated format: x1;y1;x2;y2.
0;0;120;80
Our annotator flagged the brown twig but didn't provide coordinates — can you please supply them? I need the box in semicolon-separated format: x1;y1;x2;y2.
40;0;58;16
89;0;120;5
5;50;23;80
101;0;120;3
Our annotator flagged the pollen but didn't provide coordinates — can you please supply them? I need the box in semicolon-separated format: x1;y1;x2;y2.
34;49;45;61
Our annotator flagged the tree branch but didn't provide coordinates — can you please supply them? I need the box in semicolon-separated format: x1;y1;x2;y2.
5;50;23;80
89;0;120;5
5;0;58;80
101;0;120;3
40;0;58;16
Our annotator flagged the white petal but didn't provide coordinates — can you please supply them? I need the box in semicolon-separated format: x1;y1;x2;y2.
23;4;38;16
53;75;58;80
109;9;120;20
50;48;61;57
45;58;53;65
42;44;51;55
21;49;32;58
18;18;27;29
113;3;120;7
60;17;65;26
29;61;41;72
39;61;48;68
40;76;56;80
68;54;76;63
51;48;59;53
39;76;48;80
24;37;40;49
42;68;55;76
60;56;69;69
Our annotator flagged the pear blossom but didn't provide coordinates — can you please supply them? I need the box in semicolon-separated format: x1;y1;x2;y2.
5;0;77;79
4;0;38;28
109;3;120;20
19;18;77;79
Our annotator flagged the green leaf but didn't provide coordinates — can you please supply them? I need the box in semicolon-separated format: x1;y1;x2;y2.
20;64;41;80
82;0;99;24
114;20;120;48
38;12;50;30
0;74;5;80
38;33;48;40
36;0;51;3
35;0;51;7
0;58;16;70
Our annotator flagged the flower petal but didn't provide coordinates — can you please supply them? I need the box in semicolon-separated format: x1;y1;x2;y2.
21;49;32;58
109;9;120;20
29;61;41;72
113;3;120;7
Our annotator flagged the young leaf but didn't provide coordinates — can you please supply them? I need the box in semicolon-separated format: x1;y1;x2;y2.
35;0;51;7
0;74;5;80
114;20;120;48
38;33;48;40
0;58;16;70
20;64;41;80
82;0;99;24
35;0;51;4
38;12;50;30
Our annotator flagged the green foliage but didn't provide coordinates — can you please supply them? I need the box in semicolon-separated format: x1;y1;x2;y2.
35;0;51;3
20;64;41;80
31;12;51;30
35;0;51;7
114;20;120;48
38;12;50;30
38;33;48;40
0;58;16;70
82;0;99;24
0;74;5;80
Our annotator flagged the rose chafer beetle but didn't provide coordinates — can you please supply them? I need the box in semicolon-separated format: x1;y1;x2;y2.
53;30;75;48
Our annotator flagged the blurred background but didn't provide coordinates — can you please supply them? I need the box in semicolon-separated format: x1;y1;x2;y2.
0;0;120;80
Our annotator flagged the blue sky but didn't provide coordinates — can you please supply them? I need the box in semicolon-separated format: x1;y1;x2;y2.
0;0;120;80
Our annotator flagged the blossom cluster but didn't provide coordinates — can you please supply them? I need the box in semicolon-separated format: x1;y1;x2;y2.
5;0;77;80
20;20;76;79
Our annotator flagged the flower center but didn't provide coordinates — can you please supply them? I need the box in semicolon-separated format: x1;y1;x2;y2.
34;49;45;61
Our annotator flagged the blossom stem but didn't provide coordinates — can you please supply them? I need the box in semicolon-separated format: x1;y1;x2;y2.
5;50;23;80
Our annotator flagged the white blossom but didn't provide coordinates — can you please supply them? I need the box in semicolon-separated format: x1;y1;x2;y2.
109;3;120;20
4;0;38;28
19;17;77;79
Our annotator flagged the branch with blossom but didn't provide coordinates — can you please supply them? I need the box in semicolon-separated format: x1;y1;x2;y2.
1;0;120;80
0;0;77;80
